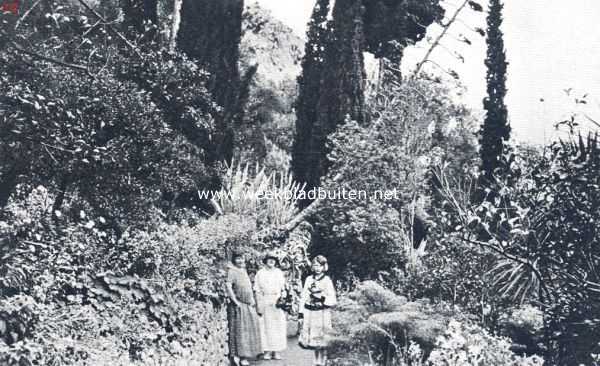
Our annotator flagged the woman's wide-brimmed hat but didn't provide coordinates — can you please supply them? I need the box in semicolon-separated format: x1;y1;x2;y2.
262;251;280;266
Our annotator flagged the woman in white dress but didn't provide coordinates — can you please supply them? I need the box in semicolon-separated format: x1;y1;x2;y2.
254;252;287;360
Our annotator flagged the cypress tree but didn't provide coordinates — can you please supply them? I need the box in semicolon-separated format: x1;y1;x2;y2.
363;0;444;83
177;0;244;163
291;0;330;199
291;0;445;197
305;0;367;194
480;0;510;182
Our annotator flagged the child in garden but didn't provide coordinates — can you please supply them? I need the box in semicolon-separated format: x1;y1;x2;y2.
298;255;337;366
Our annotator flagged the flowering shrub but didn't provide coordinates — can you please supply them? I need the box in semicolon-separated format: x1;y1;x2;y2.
328;283;545;366
428;320;544;366
329;281;460;365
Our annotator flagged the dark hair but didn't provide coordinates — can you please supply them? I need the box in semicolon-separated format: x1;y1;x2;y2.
312;255;329;272
231;250;245;263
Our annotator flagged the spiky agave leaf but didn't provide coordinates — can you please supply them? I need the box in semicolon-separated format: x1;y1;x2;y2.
489;257;540;304
209;161;303;228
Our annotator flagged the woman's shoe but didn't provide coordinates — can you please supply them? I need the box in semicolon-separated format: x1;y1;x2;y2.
240;359;250;366
231;356;240;366
272;352;282;360
262;352;272;360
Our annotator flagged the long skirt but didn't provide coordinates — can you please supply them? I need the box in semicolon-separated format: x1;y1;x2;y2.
258;293;287;352
298;308;332;350
228;303;263;358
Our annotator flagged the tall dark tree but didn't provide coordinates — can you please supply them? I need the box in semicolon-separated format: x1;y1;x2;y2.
363;0;444;81
291;0;330;199
291;0;444;200
305;0;367;194
177;0;245;163
480;0;510;182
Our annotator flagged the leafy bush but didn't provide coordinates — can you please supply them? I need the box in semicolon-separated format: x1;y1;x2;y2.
0;202;248;364
312;77;477;280
432;133;600;364
428;320;544;366
0;296;229;366
329;281;462;365
499;305;544;356
1;0;222;225
328;282;543;366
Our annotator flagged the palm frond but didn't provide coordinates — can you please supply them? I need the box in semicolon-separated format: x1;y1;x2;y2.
489;257;540;304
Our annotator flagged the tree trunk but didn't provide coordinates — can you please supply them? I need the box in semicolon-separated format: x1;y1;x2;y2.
0;166;20;208
169;0;183;51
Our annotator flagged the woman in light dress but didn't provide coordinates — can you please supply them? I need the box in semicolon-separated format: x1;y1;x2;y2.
298;255;337;366
225;251;263;366
254;252;288;360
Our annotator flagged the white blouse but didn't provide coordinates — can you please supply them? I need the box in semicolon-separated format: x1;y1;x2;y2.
255;267;286;296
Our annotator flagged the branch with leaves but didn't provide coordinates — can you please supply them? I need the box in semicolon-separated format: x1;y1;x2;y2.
412;0;484;78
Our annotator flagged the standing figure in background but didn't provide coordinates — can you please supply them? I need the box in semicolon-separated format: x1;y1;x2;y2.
255;251;287;360
226;250;263;366
298;255;337;366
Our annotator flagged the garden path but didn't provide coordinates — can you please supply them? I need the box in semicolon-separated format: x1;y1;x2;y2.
253;336;313;366
252;320;314;366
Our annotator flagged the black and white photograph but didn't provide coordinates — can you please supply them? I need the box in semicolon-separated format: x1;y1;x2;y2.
1;0;599;365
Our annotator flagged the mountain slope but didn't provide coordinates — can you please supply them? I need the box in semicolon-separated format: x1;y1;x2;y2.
241;2;304;86
237;3;306;170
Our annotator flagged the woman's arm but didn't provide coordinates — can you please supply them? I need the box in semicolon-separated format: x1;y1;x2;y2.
226;270;241;307
253;269;263;294
254;270;264;315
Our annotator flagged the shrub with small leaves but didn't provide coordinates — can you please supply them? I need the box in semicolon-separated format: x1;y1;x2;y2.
428;320;544;366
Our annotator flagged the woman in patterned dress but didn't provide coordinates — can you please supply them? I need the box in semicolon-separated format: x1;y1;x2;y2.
254;252;287;360
298;255;337;366
225;251;263;366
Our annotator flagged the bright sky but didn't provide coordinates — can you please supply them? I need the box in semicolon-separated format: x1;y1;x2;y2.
254;0;600;145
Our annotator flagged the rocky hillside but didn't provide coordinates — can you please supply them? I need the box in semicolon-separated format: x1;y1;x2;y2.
241;2;304;86
237;3;306;169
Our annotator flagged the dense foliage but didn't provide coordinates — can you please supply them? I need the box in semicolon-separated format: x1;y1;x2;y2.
177;0;245;163
310;77;477;280
432;133;600;365
1;0;598;365
328;281;542;366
